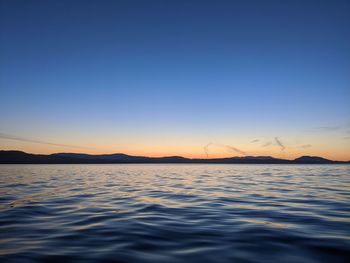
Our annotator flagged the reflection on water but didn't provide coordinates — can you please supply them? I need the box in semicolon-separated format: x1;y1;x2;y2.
0;164;349;262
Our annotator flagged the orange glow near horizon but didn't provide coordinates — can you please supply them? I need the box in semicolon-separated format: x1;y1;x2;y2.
1;0;349;166
1;138;349;161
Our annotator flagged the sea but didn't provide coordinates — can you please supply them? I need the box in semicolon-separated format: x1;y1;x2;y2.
0;164;349;263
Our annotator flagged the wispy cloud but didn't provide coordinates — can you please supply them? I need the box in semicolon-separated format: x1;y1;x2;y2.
0;132;92;150
261;141;272;147
314;123;350;132
300;144;312;149
315;125;342;131
203;142;245;158
250;139;260;143
274;137;285;151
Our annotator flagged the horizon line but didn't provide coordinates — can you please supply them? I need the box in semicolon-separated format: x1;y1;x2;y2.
1;149;349;163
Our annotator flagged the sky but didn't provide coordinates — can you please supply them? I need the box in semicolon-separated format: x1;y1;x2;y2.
0;0;349;160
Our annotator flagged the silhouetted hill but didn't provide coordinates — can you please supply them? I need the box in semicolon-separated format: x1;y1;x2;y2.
0;150;348;164
190;156;291;164
0;151;71;164
293;156;334;164
51;153;143;161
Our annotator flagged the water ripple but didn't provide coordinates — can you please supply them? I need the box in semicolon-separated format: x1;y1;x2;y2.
0;164;349;262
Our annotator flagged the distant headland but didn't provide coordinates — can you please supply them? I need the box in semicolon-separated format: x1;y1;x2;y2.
0;150;349;164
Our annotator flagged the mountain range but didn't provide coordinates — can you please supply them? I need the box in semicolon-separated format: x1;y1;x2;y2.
0;150;348;164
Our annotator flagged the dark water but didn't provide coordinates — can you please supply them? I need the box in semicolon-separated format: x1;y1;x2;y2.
0;164;349;263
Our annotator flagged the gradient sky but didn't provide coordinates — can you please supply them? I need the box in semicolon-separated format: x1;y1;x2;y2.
0;0;349;160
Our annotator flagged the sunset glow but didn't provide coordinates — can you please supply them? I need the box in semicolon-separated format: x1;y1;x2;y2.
0;0;349;161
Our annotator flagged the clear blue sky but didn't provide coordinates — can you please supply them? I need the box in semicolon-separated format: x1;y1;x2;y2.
0;0;349;159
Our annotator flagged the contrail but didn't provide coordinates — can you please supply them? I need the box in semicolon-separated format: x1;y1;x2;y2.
204;142;212;158
0;132;92;150
274;137;285;151
221;144;246;155
203;142;246;158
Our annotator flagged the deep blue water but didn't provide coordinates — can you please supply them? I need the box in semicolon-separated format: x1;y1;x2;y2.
0;164;349;263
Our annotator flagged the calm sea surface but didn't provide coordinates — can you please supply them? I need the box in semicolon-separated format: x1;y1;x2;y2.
0;164;349;263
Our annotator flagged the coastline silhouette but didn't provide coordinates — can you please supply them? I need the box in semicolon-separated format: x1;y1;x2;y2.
0;150;348;164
